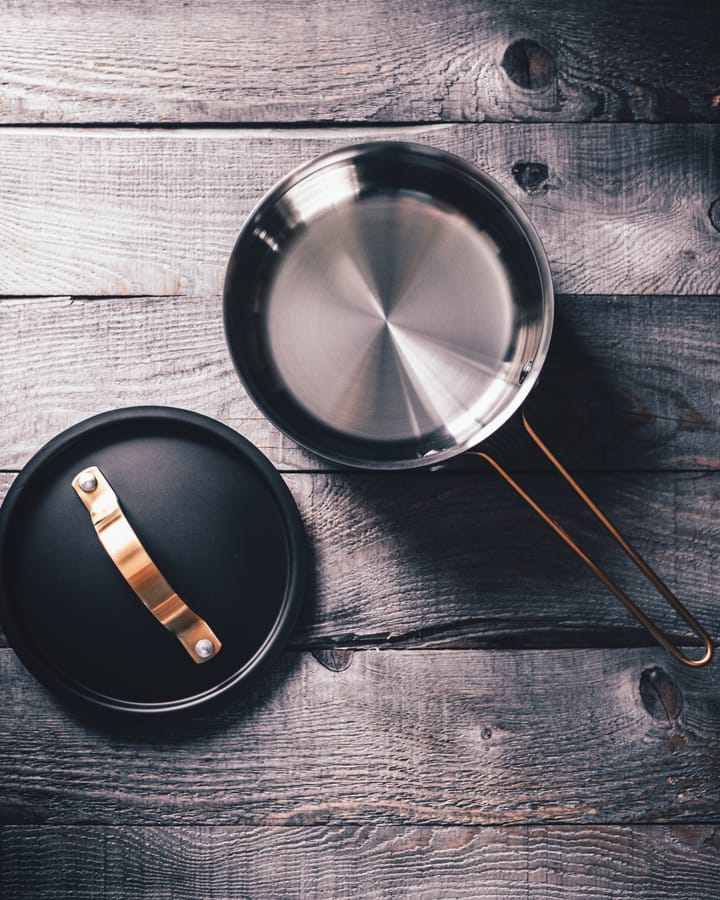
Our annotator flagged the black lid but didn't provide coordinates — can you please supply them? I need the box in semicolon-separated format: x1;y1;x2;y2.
0;407;306;714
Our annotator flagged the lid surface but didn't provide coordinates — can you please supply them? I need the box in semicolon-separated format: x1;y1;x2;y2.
0;407;306;714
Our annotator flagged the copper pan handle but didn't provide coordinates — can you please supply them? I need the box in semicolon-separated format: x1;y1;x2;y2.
470;412;713;667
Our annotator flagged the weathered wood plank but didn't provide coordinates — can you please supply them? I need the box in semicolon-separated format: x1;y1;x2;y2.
1;125;718;296
1;1;718;124
2;294;719;473
2;825;719;899
0;467;718;650
294;469;720;650
0;648;718;825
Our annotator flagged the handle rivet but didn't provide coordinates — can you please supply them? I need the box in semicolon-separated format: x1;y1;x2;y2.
519;358;534;384
194;638;215;659
78;472;98;492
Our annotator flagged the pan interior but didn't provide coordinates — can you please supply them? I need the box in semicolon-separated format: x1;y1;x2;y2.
266;195;514;444
226;147;551;467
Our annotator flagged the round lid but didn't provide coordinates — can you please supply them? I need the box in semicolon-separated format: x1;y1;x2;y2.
0;407;306;714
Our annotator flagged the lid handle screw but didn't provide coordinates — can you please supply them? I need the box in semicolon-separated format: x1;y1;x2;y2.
194;638;215;659
77;471;98;493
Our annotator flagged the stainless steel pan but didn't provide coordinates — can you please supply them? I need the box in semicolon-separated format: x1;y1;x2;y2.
224;141;712;667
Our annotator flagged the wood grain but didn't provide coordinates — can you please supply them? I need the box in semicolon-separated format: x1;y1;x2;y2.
2;293;719;472
0;125;718;297
1;1;718;890
2;825;719;899
1;1;718;124
1;467;718;651
293;469;720;650
1;648;719;825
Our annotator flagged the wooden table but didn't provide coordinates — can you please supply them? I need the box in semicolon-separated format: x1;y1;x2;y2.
1;2;719;896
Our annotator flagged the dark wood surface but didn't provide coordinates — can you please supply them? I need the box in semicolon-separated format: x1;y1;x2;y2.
1;2;719;897
1;0;718;124
3;294;720;472
2;466;720;651
2;648;720;826
3;825;720;899
2;125;718;296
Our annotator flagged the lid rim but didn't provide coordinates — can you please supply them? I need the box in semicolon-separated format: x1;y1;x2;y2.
0;406;307;716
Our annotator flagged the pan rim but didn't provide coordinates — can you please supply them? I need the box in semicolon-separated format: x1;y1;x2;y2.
224;140;554;469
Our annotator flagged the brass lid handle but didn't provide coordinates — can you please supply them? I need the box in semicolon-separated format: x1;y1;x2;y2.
72;466;222;664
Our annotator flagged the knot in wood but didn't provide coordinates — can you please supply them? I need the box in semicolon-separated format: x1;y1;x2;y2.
639;666;682;722
709;197;720;233
312;647;354;672
511;161;550;194
501;39;555;90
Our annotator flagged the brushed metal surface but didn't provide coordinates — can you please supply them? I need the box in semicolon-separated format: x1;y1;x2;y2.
225;142;554;468
266;194;514;442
